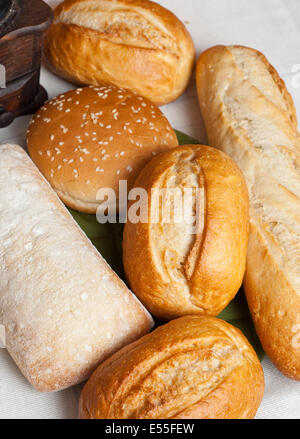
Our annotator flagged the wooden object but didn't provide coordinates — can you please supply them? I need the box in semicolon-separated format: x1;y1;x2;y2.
0;0;53;127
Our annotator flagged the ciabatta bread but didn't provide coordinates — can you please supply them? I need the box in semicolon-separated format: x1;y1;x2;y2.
196;45;300;380
0;144;153;392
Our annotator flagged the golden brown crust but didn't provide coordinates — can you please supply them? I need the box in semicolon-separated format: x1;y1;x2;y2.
123;145;249;321
44;0;195;105
196;45;300;380
78;316;264;419
26;85;178;214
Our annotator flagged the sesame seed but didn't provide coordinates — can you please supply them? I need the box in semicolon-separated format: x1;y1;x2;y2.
60;125;68;134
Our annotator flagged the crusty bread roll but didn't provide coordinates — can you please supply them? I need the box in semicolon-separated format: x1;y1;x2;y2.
79;315;264;419
123;145;249;321
0;144;153;392
44;0;195;106
196;45;300;380
27;85;178;214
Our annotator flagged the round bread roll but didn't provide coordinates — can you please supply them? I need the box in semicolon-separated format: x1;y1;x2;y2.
44;0;195;105
26;85;178;213
123;145;249;321
79;316;264;419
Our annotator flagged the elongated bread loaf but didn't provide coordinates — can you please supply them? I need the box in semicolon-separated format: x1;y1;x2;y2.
196;45;300;380
0;144;153;392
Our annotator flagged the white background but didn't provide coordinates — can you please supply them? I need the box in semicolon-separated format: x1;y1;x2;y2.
0;0;300;419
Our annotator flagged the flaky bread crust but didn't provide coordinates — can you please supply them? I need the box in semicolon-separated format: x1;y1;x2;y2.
0;144;153;392
196;45;300;380
79;316;264;419
123;145;249;321
44;0;195;105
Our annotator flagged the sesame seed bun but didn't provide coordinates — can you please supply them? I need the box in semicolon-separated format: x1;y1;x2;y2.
27;85;178;213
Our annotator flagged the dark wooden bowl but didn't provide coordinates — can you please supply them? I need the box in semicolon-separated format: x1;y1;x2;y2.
0;0;53;128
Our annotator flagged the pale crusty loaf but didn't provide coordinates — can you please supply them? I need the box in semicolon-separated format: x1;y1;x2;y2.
44;0;195;105
0;144;153;392
27;85;178;214
196;45;300;380
79;316;264;419
123;145;249;321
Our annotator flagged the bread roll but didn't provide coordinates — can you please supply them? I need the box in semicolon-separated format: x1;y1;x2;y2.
26;85;178;214
79;315;264;419
196;45;300;380
44;0;195;105
0;144;153;392
123;145;249;321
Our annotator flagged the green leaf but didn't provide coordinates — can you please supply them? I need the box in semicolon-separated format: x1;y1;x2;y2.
175;130;199;145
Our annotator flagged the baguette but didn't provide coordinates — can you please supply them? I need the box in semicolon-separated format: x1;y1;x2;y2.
196;45;300;380
0;144;153;392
